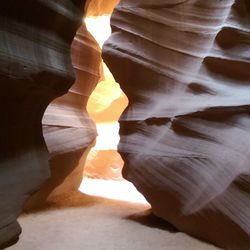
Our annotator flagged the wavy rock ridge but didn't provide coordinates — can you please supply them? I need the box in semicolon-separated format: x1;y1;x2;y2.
85;0;120;16
25;23;102;209
0;0;86;247
103;0;250;249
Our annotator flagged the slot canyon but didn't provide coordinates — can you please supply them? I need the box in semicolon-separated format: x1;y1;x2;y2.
0;0;249;249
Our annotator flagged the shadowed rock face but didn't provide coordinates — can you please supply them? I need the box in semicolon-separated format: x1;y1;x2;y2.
103;0;250;249
0;0;85;247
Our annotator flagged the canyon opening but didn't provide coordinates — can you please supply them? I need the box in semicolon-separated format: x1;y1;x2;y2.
79;14;147;204
0;1;249;249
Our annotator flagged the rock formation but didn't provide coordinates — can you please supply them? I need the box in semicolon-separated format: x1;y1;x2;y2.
85;0;120;16
83;63;128;180
103;0;250;249
1;0;249;249
25;23;102;209
0;0;87;248
83;0;128;180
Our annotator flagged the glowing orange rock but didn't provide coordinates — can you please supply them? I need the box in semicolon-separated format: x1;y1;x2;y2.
25;24;102;208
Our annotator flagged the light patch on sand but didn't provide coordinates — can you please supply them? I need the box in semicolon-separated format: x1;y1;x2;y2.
79;178;149;205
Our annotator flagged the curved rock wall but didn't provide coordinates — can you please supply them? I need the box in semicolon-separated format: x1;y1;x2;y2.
25;23;102;209
103;0;250;249
85;0;120;16
0;0;85;248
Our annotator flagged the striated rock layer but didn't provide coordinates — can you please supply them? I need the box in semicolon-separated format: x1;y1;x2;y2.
103;0;250;249
25;23;102;209
0;0;86;247
85;0;120;17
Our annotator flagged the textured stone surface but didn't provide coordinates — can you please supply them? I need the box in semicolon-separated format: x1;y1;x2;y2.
103;0;250;249
0;0;85;247
85;0;120;16
84;150;124;180
25;23;102;209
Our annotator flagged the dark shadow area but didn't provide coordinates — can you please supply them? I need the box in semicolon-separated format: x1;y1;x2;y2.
0;237;19;250
126;209;179;233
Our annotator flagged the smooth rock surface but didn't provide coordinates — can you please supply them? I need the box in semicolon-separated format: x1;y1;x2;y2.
85;0;120;16
84;150;124;180
25;23;102;209
103;0;250;249
0;1;85;247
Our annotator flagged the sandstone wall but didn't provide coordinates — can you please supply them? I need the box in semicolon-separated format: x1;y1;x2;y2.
25;23;102;209
85;0;120;16
0;1;86;248
103;0;250;249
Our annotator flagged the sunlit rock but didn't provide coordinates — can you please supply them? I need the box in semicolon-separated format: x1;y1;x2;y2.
85;0;120;17
87;63;128;123
84;150;124;180
25;23;102;209
83;13;128;180
103;0;250;249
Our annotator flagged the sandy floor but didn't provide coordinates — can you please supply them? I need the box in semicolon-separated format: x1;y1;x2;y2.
8;181;222;250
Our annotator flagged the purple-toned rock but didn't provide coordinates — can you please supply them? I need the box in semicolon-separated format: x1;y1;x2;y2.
103;0;250;249
0;0;85;247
